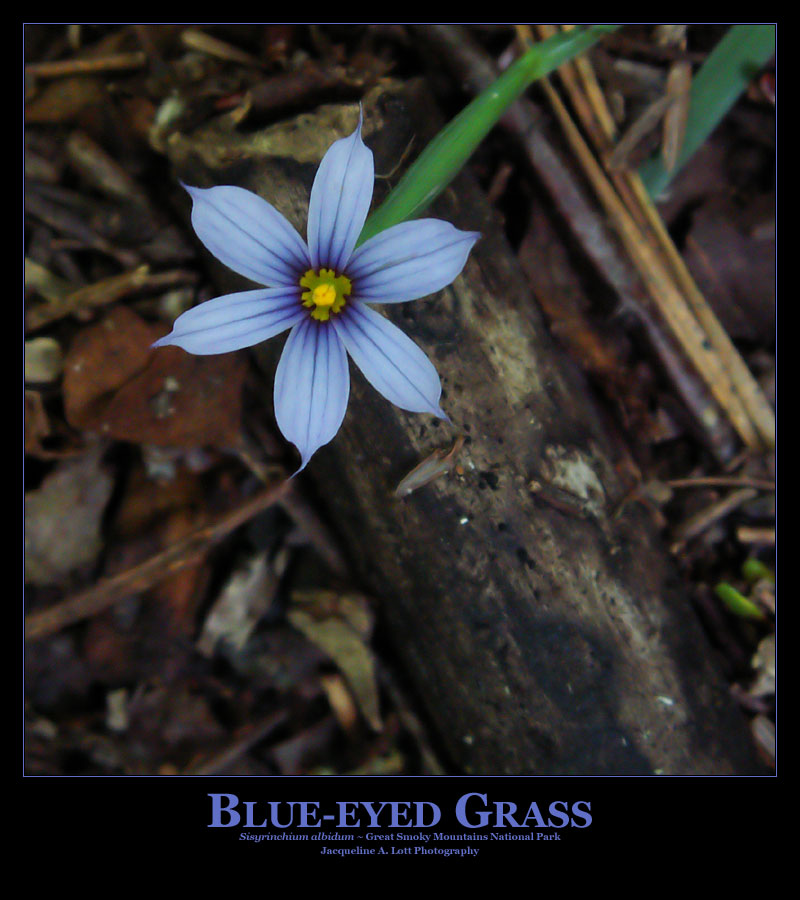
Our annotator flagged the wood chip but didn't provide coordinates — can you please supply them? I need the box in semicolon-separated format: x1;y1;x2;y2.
180;28;265;68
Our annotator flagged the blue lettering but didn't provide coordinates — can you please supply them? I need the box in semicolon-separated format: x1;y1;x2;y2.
455;793;492;828
208;793;240;827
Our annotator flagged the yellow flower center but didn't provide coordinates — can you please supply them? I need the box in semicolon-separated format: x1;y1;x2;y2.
300;268;351;322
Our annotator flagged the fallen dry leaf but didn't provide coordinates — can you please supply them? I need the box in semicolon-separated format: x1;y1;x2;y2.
749;633;775;697
25;443;113;586
151;505;211;635
288;590;382;731
63;305;246;448
25;336;64;383
25;76;108;125
25;390;51;454
197;552;276;657
112;460;205;539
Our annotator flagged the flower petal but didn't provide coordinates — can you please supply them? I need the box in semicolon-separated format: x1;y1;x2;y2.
346;219;480;304
184;184;310;287
331;301;446;418
274;319;350;472
152;288;305;355
307;110;374;274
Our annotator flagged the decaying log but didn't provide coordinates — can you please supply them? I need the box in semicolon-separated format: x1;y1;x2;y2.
166;81;764;774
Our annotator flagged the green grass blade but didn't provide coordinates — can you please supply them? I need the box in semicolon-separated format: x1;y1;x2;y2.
640;25;775;198
714;582;766;621
742;558;774;585
358;24;620;245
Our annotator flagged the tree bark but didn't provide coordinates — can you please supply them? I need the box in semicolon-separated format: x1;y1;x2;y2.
167;80;764;775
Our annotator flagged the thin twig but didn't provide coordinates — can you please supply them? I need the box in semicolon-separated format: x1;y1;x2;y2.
26;51;147;79
537;24;775;450
670;487;757;549
666;476;775;492
736;526;775;545
180;28;266;68
232;430;349;576
378;665;447;775
279;490;349;576
65;131;153;209
420;25;739;460
24;186;140;269
533;54;762;451
25;480;290;641
417;26;652;317
185;710;289;775
26;267;199;331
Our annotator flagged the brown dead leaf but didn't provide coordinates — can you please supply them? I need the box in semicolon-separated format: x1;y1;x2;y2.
126;684;226;763
319;673;360;734
270;717;338;775
197;552;276;657
751;714;775;767
25;390;51;455
683;198;776;344
25;444;113;586
25;76;108;124
63;305;246;448
25;389;86;460
25;258;74;304
662;60;692;173
113;461;205;539
288;590;382;731
151;506;212;636
749;633;775;697
119;95;157;144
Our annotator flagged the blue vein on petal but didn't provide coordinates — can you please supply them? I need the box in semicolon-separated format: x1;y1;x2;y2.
326;110;366;271
187;185;307;278
351;235;477;282
305;323;319;456
326;137;360;268
312;123;361;271
160;301;302;341
202;210;297;282
319;327;331;449
336;307;439;413
198;192;305;268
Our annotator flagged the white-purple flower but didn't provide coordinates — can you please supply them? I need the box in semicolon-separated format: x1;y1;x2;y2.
153;112;480;470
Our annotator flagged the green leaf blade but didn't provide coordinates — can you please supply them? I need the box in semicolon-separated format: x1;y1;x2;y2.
358;24;620;245
640;25;775;198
